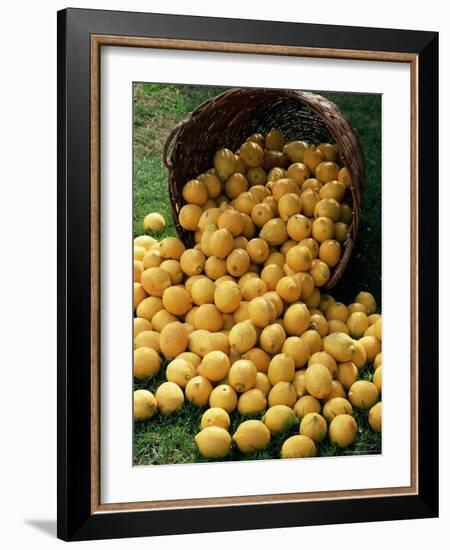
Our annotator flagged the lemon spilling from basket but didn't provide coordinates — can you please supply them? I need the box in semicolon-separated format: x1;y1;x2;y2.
133;129;382;460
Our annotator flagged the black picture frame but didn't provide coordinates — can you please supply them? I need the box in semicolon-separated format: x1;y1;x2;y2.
57;7;439;542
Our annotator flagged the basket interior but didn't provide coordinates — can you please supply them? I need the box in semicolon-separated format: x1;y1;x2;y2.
171;95;334;185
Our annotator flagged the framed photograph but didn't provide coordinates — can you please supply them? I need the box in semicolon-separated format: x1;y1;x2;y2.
57;8;439;541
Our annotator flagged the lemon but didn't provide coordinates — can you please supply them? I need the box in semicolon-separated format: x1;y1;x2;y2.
283;140;308;163
287;214;312;241
155;382;184;415
329;414;357;448
240;141;264;167
292;370;307;398
188;329;211;357
312;217;334;243
303;147;324;173
283;303;310;336
300;189;320;217
159;237;186;261
185;376;213;407
276;276;302;303
351;341;368;369
315;161;340;184
159;321;189;359
319;239;342;267
309;313;329;337
182;179;208;205
326;302;349;323
200;351;230;382
242;347;271;373
300;329;322;354
299;413;327;443
336;361;358;389
177;351;201;368
347;302;367;315
191;277;216;305
226;248;250;278
134;283;147;310
348;380;379;410
214;149;236;181
179;204;203;231
323;332;356;362
141;267;171;297
133;317;152;338
251;203;274;228
160;259;184;285
281;435;316;458
133;389;157;420
263;404;297;434
218;209;245;236
247;167;267;186
233;420;271;453
358;336;381;362
368;401;382;432
134;347;161;380
143;212;166;233
265;128;285;151
136;296;164;323
162;286;192;316
347;312;369;339
322;397;353;422
267;381;297;408
201;407;231;430
327;319;349;336
260;218;288;246
143;249;163;269
308;351;337;378
209;228;234;259
166;358;196;388
282;337;310;369
338;166;352;188
209;384;238;413
319;181;346;202
195;427;231;458
304;363;332;399
373;366;382;393
229;321;258;353
268;353;295;385
325;380;347;401
193;304;223;332
229;359;257;393
180;248;206;277
134;235;157;250
247;238;270;265
278;193;302;221
134;330;160;352
248;297;275;328
355;291;377;315
198;173;222;199
374;352;382;370
225;173;249;199
237;389;267;415
254;372;272;396
293;395;321;419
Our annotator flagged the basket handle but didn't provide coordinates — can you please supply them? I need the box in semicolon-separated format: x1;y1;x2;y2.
163;120;185;169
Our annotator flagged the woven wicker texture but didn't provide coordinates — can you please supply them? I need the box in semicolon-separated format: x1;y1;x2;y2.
163;88;364;289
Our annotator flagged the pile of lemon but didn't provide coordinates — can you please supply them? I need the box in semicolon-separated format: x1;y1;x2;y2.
133;129;382;460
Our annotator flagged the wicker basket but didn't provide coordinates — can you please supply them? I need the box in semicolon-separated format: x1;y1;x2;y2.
163;88;364;289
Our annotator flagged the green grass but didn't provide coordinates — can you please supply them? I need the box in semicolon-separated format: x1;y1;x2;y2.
133;83;381;465
133;83;226;240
